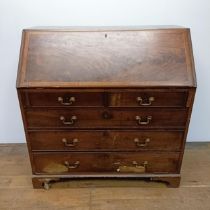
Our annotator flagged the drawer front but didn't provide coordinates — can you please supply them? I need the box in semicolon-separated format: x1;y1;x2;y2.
29;130;184;151
21;90;188;108
33;152;180;174
109;91;188;107
22;91;104;107
26;108;187;129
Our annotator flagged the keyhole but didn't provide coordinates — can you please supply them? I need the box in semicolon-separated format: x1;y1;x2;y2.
105;34;108;38
102;111;112;119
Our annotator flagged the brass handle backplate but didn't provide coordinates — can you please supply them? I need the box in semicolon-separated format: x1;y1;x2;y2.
62;138;79;147
135;116;152;125
64;161;80;169
58;96;75;106
134;138;150;147
60;116;77;125
132;161;148;169
115;161;148;173
136;96;155;106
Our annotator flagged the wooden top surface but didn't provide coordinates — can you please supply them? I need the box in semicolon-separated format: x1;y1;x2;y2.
17;26;196;88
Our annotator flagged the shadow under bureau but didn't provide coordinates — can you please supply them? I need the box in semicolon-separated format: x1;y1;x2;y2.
16;26;196;189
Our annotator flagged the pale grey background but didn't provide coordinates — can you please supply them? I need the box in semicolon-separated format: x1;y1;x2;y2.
0;0;209;143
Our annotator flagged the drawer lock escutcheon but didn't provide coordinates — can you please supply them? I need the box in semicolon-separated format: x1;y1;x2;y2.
135;116;152;125
64;161;80;169
134;138;150;147
102;111;112;119
136;96;155;106
62;138;79;147
60;116;77;125
58;96;76;106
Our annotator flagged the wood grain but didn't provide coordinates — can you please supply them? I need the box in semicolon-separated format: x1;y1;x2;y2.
28;130;184;152
32;151;180;174
25;108;188;129
20;89;189;108
16;27;196;88
16;27;196;189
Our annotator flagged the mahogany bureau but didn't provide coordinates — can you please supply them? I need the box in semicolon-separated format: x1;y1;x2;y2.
16;26;196;189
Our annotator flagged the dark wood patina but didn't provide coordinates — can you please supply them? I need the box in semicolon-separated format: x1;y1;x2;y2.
17;26;196;189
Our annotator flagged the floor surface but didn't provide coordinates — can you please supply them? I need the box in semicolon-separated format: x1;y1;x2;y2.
0;143;210;210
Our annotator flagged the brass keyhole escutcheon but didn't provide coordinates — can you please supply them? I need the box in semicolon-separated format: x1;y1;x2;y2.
102;111;112;119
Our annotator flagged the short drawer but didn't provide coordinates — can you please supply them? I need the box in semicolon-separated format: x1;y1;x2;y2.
109;91;188;107
21;91;104;107
26;108;188;129
33;152;180;174
29;130;184;151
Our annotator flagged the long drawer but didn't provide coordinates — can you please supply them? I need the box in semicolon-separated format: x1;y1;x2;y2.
25;108;188;129
28;130;184;151
33;152;180;174
21;90;189;108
